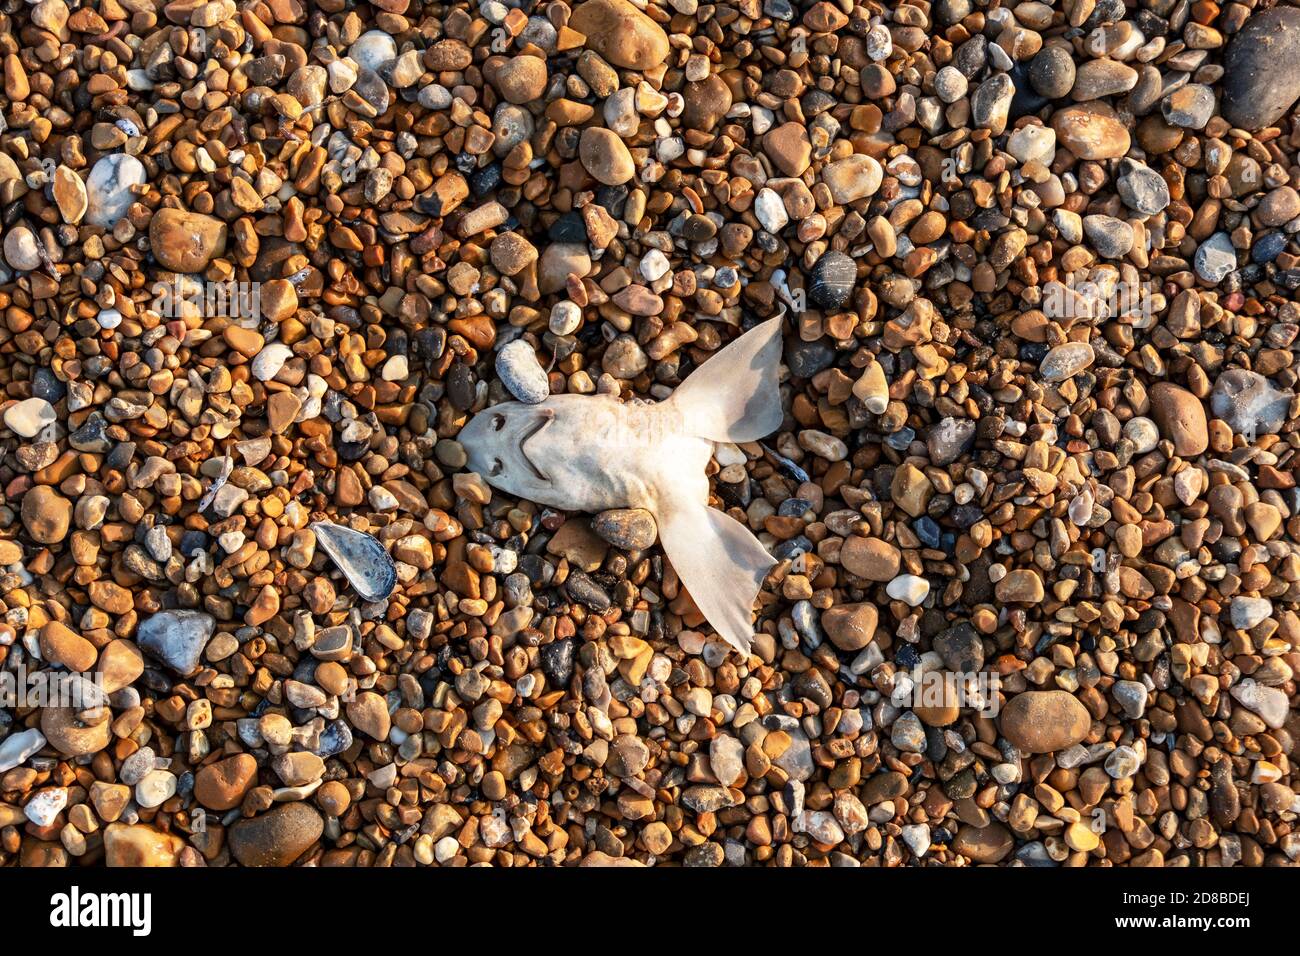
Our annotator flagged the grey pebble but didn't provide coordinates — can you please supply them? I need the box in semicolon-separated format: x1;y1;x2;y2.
1116;160;1170;216
495;339;551;404
1161;83;1215;129
970;72;1015;133
1029;46;1074;99
1083;215;1135;259
1222;8;1300;130
137;609;215;676
1194;232;1238;284
1210;368;1294;437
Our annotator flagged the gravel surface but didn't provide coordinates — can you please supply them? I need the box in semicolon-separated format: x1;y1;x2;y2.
0;0;1299;868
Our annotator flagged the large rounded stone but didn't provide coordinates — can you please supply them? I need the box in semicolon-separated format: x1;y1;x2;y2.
39;621;97;672
194;753;258;811
149;207;228;272
21;485;72;544
914;673;962;727
487;54;548;105
952;822;1014;863
681;74;733;130
346;691;391;741
821;603;878;651
1149;382;1208;457
1051;103;1130;159
839;536;900;581
578;127;635;185
568;0;670;71
592;508;657;550
104;824;185;866
821;154;882;204
1222;8;1300;131
136;609;215;676
228;803;323;866
40;707;111;757
97;639;145;694
999;690;1092;753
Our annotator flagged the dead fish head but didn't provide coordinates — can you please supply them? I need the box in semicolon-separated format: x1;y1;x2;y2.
461;401;555;498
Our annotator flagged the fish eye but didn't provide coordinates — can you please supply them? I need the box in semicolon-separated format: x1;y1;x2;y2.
492;414;505;431
490;457;503;476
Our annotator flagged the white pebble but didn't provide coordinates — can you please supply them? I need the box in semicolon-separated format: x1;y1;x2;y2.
754;188;788;233
496;339;550;404
348;30;397;73
1006;125;1056;165
1231;596;1273;630
866;23;892;60
85;154;146;228
549;301;582;335
24;787;67;827
640;249;671;282
328;59;358;94
418;84;452;110
3;397;55;438
369;485;399;511
1123;416;1159;453
933;66;967;103
97;308;123;330
656;137;685;163
381;354;409;381
1230;679;1288;729
684;54;710;82
714;442;747;467
3;226;41;272
250;342;293;382
218;530;245;553
798;429;847;461
886;574;930;606
0;729;46;773
135;769;177;809
434;835;461;862
604;88;639;137
900;823;931;858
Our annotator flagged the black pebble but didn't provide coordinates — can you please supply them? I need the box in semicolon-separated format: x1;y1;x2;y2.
470;163;502;197
1009;60;1050;120
808;251;856;310
548;211;587;243
595;185;628;219
33;368;65;403
540;638;576;686
447;362;476;411
785;336;836;378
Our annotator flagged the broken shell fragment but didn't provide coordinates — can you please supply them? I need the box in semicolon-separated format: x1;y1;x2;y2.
310;521;397;602
197;456;235;513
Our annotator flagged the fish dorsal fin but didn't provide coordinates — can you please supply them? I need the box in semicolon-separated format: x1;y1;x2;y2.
669;315;784;443
652;487;776;656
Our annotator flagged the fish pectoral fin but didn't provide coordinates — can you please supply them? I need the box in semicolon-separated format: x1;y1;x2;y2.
653;495;776;656
668;314;784;443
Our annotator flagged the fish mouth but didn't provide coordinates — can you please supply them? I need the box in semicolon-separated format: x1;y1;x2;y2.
518;410;553;481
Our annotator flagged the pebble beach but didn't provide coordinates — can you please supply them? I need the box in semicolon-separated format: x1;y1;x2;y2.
0;0;1298;869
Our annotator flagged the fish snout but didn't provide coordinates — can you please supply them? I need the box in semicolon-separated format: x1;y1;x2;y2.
458;411;494;473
